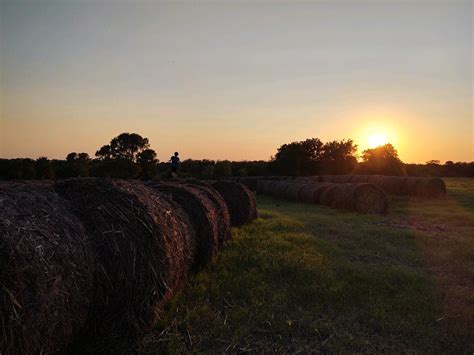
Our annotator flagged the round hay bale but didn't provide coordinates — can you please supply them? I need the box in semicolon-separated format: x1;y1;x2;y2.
0;182;93;355
319;184;339;206
211;180;258;227
380;176;407;195
272;181;291;198
331;175;354;183
54;179;190;353
351;175;371;183
179;179;232;246
402;177;420;195
415;178;447;198
331;183;388;214
367;175;385;188
282;183;306;201
146;181;219;268
238;177;259;191
298;184;322;203
256;179;266;194
319;175;335;182
311;183;336;203
262;180;278;195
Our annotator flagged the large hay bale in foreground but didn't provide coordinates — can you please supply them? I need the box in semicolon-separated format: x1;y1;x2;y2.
350;175;371;183
54;179;191;353
178;179;232;246
331;183;388;214
0;182;93;355
146;181;219;268
211;180;258;227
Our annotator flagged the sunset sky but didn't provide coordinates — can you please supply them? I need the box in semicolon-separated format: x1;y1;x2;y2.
1;0;472;163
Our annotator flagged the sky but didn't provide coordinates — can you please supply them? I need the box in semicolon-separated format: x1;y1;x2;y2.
0;0;472;163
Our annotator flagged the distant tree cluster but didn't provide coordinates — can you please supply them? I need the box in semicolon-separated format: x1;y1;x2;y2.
269;138;358;176
1;133;473;180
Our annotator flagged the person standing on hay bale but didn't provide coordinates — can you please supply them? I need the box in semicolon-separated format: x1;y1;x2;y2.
169;151;180;178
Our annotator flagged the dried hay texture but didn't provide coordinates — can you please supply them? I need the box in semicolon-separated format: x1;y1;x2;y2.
146;181;219;269
319;184;339;206
331;183;388;214
413;178;446;198
271;181;291;198
54;179;190;354
0;181;93;355
331;175;354;183
283;184;307;201
211;180;258;227
178;179;232;246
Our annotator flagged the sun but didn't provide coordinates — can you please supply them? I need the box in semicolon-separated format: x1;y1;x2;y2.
368;133;387;148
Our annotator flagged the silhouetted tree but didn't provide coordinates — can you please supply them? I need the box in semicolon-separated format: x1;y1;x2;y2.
271;138;324;176
321;139;358;174
359;143;405;175
61;152;91;177
137;149;158;179
95;133;150;162
35;157;55;180
95;133;151;178
214;161;232;178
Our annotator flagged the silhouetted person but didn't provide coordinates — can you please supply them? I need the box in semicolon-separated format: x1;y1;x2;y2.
170;152;180;178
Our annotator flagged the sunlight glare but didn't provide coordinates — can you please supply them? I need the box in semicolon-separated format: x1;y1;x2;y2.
368;134;387;148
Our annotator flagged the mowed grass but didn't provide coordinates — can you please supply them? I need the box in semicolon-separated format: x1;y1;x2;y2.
145;178;474;353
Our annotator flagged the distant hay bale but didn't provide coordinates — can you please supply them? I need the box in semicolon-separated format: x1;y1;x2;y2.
380;176;407;195
146;181;219;268
256;179;266;194
402;177;419;195
350;175;371;183
331;175;354;183
272;181;291;198
211;180;258;227
0;182;93;355
263;180;278;195
283;183;306;201
415;178;446;198
297;184;319;203
331;183;388;214
54;179;191;354
179;179;232;247
319;184;339;206
319;175;335;182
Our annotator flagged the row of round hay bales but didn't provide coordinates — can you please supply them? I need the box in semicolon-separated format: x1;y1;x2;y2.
321;175;446;198
256;180;387;214
210;180;258;227
54;179;195;354
231;176;259;191
1;178;257;354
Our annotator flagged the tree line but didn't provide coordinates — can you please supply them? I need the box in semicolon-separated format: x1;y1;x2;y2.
1;133;473;180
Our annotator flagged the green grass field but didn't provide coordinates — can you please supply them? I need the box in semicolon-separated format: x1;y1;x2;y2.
146;178;474;353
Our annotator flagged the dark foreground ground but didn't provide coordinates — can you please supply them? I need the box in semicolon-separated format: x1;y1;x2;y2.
144;178;474;353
